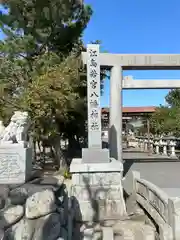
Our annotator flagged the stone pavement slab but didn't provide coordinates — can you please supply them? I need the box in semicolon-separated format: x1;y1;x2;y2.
123;151;178;160
162;188;180;197
124;160;180;188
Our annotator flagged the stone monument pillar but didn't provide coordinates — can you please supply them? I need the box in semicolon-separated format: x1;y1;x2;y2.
70;44;126;222
82;44;109;163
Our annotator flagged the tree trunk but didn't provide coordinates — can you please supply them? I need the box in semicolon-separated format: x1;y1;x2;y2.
52;137;67;170
33;140;37;163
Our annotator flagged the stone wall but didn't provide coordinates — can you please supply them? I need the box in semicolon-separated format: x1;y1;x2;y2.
69;158;126;223
71;172;125;222
0;172;69;240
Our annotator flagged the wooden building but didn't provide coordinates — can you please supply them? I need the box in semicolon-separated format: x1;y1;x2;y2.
101;106;156;131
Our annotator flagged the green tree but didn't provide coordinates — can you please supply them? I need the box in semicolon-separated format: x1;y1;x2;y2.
150;90;180;136
0;0;93;169
165;89;180;107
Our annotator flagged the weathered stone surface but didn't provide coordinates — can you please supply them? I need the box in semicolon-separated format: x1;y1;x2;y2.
71;169;126;222
9;187;28;205
0;205;24;228
102;227;113;240
83;228;94;239
59;227;68;240
33;213;61;240
0;199;5;210
73;199;125;222
72;172;121;186
52;174;64;187
0;186;9;199
26;189;56;219
0;229;4;240
5;218;35;240
9;183;57;206
0;146;32;184
125;194;140;216
136;181;149;199
72;185;122;202
57;207;67;226
40;176;60;186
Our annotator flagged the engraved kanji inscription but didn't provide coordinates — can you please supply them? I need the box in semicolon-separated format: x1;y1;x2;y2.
87;44;101;148
90;79;97;89
90;69;98;78
90;58;97;67
89;49;97;57
90;121;99;130
90;109;98;119
90;92;99;98
90;99;98;108
0;154;22;178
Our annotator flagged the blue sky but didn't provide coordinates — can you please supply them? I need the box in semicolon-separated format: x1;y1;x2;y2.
83;0;180;107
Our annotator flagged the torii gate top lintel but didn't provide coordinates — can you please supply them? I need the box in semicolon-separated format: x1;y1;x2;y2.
83;44;180;163
82;52;180;70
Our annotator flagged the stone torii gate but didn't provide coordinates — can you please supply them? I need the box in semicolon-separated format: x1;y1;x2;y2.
82;49;180;162
69;45;180;224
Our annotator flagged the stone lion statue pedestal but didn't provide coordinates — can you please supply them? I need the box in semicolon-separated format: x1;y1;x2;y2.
0;111;32;184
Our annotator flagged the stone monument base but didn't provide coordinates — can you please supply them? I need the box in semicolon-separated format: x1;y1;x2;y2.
70;158;127;222
0;143;32;184
82;148;109;163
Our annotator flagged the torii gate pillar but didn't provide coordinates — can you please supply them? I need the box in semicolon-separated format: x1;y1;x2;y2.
109;65;123;162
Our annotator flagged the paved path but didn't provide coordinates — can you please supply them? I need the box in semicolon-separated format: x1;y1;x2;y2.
123;151;180;189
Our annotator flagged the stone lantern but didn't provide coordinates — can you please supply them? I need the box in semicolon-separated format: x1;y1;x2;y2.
161;137;168;156
168;136;176;158
154;137;160;155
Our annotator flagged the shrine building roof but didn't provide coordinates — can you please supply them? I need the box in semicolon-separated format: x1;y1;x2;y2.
101;106;156;114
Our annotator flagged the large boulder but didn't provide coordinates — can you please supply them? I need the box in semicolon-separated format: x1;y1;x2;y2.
9;183;57;206
5;218;35;240
33;213;61;240
25;189;56;219
0;205;24;229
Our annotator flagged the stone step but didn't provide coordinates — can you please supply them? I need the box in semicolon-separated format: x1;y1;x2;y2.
79;220;156;240
102;227;114;240
113;220;156;240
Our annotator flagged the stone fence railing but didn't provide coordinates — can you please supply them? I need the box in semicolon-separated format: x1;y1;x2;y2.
123;171;180;240
134;136;178;158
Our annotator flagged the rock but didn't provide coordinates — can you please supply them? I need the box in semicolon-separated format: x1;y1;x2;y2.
0;186;9;199
0;229;4;240
57;207;67;226
9;187;28;205
28;170;42;181
33;213;61;240
0;186;9;207
40;177;59;186
59;227;68;240
5;218;35;240
0;205;24;228
9;183;57;206
40;175;64;191
83;228;94;240
0;199;5;210
25;189;56;219
53;174;64;187
57;196;64;205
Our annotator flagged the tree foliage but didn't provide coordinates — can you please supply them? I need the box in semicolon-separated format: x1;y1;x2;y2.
150;90;180;136
0;0;94;168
